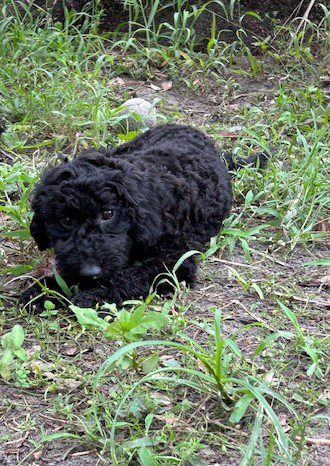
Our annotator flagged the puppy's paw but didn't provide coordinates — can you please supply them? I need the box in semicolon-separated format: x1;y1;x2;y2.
20;284;48;313
70;290;100;309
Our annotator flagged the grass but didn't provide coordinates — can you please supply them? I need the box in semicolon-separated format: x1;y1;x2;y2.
0;1;329;465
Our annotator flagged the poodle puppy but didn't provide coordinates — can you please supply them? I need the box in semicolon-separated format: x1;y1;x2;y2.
22;124;265;309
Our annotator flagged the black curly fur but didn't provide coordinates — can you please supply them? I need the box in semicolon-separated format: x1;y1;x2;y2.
23;124;265;309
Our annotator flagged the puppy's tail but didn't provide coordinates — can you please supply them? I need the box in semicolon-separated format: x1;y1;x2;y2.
222;149;272;171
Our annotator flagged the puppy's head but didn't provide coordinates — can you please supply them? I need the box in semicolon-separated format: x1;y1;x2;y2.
30;149;159;286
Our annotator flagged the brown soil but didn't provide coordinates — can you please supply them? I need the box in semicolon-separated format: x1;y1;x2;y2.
12;1;325;45
1;72;329;465
1;242;328;465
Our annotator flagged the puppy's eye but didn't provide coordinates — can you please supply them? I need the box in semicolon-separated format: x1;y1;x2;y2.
101;210;113;221
61;216;72;227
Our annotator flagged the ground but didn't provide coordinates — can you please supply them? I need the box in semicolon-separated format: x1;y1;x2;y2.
0;4;329;466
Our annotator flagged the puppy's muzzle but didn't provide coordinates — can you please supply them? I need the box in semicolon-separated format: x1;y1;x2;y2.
79;262;102;280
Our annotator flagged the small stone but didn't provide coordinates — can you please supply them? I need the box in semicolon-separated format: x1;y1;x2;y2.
117;98;157;130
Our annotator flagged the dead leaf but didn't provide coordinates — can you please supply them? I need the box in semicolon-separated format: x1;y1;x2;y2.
305;275;330;288
30;360;56;378
61;379;82;391
161;81;173;91
109;77;125;88
42;371;57;380
149;83;161;91
150;391;171;405
219;131;240;139
278;413;288;426
314;217;329;232
63;346;78;356
4;448;20;454
319;275;330;286
34;450;43;460
25;345;41;357
155;414;178;425
30;256;57;279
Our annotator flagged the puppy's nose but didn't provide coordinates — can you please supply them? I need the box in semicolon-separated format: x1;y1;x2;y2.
79;263;102;279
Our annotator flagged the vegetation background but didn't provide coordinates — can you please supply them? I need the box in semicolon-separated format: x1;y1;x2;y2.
0;1;329;465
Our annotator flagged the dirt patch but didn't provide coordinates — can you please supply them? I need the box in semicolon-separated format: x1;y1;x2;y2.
1;70;329;465
1;241;329;465
0;389;107;465
108;71;285;129
10;1;325;45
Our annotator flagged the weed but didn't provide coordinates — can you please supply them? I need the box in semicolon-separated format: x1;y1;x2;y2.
0;2;329;465
276;300;326;378
93;309;300;464
0;324;27;383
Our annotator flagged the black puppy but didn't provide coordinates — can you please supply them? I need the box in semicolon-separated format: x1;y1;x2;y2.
23;124;266;309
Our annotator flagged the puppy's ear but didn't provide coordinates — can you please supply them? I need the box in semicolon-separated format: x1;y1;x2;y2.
30;213;50;251
76;150;106;167
122;186;163;246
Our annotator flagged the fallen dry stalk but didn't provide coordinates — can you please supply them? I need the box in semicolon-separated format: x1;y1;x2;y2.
295;436;330;446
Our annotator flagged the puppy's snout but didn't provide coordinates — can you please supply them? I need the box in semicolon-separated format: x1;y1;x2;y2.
79;262;102;279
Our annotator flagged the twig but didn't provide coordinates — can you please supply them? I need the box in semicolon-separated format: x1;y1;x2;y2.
186;394;212;424
273;291;330;308
207;419;248;437
295;0;317;37
295;436;330;446
249;248;288;267
270;0;305;44
4;432;29;446
209;257;256;268
38;413;69;424
230;299;277;331
71;450;93;457
0;149;15;161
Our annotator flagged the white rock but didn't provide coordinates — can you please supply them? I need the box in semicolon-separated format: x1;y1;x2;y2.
118;98;157;131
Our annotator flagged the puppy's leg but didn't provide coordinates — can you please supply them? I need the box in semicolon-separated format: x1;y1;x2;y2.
71;256;197;308
20;277;68;312
71;265;154;308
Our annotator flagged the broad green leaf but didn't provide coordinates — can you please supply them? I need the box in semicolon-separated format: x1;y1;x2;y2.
123;437;155;450
2;264;33;275
141;353;159;373
0;229;31;240
0;363;11;380
277;300;303;339
254;331;294;357
70;306;108;330
1;333;12;350
11;325;25;349
53;268;72;296
44;300;56;311
144;413;154;433
41;432;81;442
303;258;330;266
130;313;168;337
127;304;147;330
251;283;264;300
229;393;253;423
245;189;254;206
1;349;14;366
240;238;252;262
13;347;27;361
225;338;243;359
117;131;139;141
138;447;158;466
307;362;317;377
172;250;201;273
105;322;124;340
